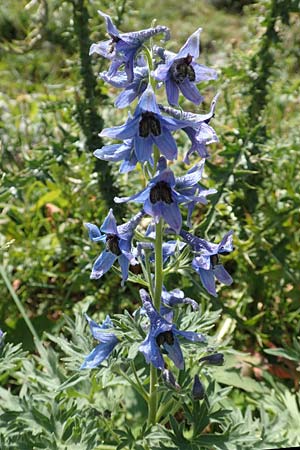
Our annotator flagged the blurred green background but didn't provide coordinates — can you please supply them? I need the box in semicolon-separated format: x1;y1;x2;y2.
0;0;299;386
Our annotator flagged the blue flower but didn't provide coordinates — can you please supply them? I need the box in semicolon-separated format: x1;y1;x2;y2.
115;157;215;233
90;10;169;82
138;289;206;370
153;29;217;106
159;93;219;163
81;314;118;369
85;209;144;285
99;59;149;109
180;229;234;297
100;87;191;163
94;139;138;173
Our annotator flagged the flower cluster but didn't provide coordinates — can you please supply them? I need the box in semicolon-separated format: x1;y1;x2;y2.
82;10;233;397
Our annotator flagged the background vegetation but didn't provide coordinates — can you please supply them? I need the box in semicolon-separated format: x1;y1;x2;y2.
0;0;299;448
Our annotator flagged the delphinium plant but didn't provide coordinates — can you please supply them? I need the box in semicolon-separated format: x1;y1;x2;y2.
82;9;235;447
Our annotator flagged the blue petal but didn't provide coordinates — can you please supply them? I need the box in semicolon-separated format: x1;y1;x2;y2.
94;143;130;162
98;10;120;38
213;264;233;286
192;255;211;271
117;210;144;240
118;254;130;285
160;202;182;233
154;128;178;160
120;156;138;173
143;197;155;218
100;116;139;140
85;314;117;343
176;28;201;60
100;209;118;234
115;85;140;109
99;70;128;88
197;267;217;297
150;201;164;222
134;135;154;162
136;86;161;115
166;79;179;106
139;334;165;370
193;63;218;82
180;229;212;252
176;160;205;188
174;328;206;343
114;186;150;204
152;62;172;82
196;123;218;144
84;223;104;242
91;251;117;279
89;40;112;58
151;167;176;187
162;241;184;261
218;231;234;254
179;79;203;104
81;341;116;369
163;337;184;370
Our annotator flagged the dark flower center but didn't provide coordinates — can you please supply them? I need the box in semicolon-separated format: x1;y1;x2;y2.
139;112;161;138
210;254;219;268
150;181;173;204
108;34;121;53
106;234;121;255
170;54;195;83
156;330;174;346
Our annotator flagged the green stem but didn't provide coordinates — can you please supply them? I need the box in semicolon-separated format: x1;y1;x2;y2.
154;219;163;309
143;45;156;90
144;250;155;300
0;264;41;348
147;219;164;426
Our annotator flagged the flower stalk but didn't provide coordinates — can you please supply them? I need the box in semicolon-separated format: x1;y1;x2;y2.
148;218;164;425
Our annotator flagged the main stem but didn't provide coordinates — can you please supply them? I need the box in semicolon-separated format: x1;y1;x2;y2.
147;218;164;426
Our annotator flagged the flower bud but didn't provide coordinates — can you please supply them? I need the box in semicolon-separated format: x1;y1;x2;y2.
192;374;205;400
162;368;180;390
199;353;224;366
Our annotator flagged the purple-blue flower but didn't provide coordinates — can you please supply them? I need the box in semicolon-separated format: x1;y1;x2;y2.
159;93;219;163
99;59;149;109
90;10;169;82
81;314;118;369
85;209;144;285
180;229;234;297
115;162;209;233
153;29;217;106
115;157;215;232
138;289;206;370
100;87;191;163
